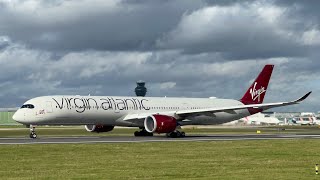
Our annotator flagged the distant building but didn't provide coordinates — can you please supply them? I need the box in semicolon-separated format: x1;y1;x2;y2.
135;80;147;97
272;112;318;125
224;112;280;126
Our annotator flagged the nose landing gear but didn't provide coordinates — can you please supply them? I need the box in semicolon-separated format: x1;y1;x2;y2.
29;125;37;139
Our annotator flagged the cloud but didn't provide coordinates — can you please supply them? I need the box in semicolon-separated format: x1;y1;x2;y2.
156;1;315;59
302;29;320;45
160;82;176;90
0;38;317;111
0;0;318;112
0;0;202;52
0;36;10;49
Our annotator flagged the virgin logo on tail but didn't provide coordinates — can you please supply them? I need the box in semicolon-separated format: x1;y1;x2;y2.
249;82;266;102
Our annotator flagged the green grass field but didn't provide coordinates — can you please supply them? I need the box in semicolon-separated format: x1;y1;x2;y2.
0;140;319;179
1;126;320;179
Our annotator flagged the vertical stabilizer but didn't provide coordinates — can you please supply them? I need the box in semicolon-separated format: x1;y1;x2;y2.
240;64;274;104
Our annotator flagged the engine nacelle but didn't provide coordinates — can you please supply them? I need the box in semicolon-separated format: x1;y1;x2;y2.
85;125;114;133
144;115;177;133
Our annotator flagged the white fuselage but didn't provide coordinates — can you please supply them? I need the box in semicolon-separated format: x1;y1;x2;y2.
13;95;252;127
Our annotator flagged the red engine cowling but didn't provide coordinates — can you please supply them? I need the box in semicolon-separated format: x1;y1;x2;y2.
144;115;177;133
85;125;114;133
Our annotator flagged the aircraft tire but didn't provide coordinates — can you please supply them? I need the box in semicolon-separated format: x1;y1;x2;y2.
167;131;185;138
181;132;185;137
30;133;37;139
134;131;140;137
134;131;153;137
169;132;177;138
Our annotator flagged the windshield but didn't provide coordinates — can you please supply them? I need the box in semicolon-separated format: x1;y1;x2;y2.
21;104;35;109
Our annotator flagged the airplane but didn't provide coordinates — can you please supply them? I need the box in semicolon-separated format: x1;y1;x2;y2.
12;64;311;138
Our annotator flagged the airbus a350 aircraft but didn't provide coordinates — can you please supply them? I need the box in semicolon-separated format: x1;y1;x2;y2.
12;65;311;138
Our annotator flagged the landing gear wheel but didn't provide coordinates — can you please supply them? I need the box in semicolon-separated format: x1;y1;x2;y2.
30;132;37;139
181;132;185;137
166;131;185;138
29;125;37;139
134;129;153;137
170;132;177;138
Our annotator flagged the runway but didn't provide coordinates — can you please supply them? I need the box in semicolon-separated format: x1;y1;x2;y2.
1;134;320;144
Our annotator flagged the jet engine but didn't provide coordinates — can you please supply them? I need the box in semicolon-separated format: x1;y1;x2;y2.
144;114;177;133
85;125;114;133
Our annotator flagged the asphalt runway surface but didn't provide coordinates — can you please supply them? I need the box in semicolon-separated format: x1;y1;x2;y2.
1;134;320;144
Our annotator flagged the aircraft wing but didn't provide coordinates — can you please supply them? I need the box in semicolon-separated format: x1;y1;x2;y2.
122;91;311;124
176;91;311;116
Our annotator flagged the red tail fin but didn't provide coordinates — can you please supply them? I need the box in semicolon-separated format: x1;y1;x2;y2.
240;64;274;105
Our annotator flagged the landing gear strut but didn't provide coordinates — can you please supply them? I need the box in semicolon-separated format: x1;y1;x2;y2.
134;128;153;137
166;130;185;138
29;125;37;139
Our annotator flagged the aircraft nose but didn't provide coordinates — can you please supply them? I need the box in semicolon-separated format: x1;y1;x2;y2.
12;111;24;124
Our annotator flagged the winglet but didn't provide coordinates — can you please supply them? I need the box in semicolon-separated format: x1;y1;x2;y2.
294;91;312;103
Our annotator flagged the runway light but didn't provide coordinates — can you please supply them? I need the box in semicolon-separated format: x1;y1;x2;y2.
256;130;261;134
316;164;319;175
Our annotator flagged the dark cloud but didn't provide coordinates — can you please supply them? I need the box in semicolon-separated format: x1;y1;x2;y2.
0;36;10;50
0;0;203;52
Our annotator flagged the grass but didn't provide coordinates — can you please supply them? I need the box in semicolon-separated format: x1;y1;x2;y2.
0;140;319;179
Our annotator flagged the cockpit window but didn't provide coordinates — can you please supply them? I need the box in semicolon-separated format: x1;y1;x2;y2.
21;104;35;109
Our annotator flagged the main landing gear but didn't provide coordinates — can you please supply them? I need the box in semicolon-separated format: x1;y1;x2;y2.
166;130;185;138
134;128;153;137
133;128;186;138
29;125;37;139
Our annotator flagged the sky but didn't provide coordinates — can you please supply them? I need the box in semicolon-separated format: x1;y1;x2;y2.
0;0;319;112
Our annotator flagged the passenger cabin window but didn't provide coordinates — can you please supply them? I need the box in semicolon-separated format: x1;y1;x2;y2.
21;104;35;109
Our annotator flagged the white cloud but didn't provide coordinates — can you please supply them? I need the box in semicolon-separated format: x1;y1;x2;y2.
158;2;280;46
156;1;306;59
254;2;285;24
0;36;10;48
0;36;10;43
160;82;176;89
302;29;320;45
